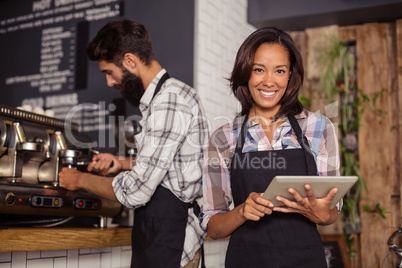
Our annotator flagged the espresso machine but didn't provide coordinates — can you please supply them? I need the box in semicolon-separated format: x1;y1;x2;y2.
0;105;122;227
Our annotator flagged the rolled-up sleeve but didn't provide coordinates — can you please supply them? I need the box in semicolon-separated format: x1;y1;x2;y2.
200;127;233;230
112;93;192;208
316;117;340;177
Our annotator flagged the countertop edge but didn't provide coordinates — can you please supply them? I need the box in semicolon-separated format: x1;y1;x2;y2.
0;227;132;252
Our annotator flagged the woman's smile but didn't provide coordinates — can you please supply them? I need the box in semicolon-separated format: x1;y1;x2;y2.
258;89;278;98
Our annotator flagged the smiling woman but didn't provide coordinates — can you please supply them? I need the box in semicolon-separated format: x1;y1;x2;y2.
200;27;341;268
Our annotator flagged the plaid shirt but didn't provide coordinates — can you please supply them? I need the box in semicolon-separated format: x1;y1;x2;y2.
200;110;340;230
112;69;209;266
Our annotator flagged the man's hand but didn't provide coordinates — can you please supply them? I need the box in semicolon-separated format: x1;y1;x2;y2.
272;184;338;225
58;167;118;201
58;167;85;191
87;153;123;175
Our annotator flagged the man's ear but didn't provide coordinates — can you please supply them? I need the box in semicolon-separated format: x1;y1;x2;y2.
122;53;137;70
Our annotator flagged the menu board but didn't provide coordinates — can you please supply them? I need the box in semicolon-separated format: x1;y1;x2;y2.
0;0;195;153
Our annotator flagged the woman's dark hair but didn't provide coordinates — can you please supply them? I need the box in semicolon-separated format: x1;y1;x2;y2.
86;19;155;66
230;27;304;117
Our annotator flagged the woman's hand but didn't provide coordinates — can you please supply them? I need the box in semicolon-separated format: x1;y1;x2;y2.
207;192;275;239
239;192;274;221
87;153;123;175
272;184;338;225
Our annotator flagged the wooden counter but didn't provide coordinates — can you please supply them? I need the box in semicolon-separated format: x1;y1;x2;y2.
0;227;132;252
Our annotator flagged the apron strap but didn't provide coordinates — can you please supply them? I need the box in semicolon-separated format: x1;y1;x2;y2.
235;113;249;152
152;72;170;100
188;200;206;268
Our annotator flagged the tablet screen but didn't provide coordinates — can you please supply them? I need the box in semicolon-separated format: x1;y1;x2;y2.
262;176;358;209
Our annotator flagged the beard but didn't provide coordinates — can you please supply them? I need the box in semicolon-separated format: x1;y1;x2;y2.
117;69;145;107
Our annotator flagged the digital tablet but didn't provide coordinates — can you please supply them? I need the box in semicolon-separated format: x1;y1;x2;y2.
262;176;358;209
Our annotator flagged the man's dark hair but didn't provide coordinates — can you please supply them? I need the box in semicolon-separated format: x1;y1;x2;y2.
86;19;156;66
230;27;304;117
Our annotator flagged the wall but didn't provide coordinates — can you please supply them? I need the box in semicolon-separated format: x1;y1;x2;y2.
290;21;402;268
0;247;131;268
356;21;401;268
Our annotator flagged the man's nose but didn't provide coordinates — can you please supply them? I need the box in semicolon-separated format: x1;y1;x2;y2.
106;75;116;87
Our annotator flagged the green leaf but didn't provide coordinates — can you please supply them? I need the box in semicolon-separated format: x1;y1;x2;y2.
380;209;386;218
298;95;311;106
349;249;356;260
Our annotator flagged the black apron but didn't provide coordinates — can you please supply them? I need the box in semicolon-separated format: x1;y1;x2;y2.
131;73;191;268
225;114;327;268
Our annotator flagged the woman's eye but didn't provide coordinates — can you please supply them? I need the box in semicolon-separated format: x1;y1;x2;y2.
254;68;263;73
277;70;285;74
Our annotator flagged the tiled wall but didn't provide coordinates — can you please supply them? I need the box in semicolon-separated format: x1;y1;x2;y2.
0;240;227;268
203;239;230;268
0;247;131;268
0;1;255;267
194;0;256;131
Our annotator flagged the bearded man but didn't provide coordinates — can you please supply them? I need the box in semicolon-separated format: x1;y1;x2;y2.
58;19;208;268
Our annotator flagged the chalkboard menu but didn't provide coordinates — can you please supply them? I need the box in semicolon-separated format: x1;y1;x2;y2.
0;0;195;153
